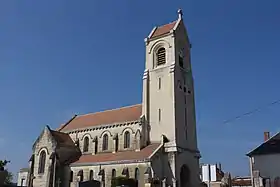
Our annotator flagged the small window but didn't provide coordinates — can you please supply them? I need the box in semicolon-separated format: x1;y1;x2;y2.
124;131;130;149
157;48;166;65
102;134;109;151
83;137;89;152
158;77;161;90
112;169;116;178
179;55;184;68
89;170;93;180
159;109;161;122
38;150;46;174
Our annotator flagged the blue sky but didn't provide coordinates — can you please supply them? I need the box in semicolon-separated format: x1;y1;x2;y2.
0;0;280;179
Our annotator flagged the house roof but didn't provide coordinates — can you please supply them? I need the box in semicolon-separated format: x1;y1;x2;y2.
58;104;142;132
71;143;161;165
232;178;252;186
247;132;280;156
150;21;177;38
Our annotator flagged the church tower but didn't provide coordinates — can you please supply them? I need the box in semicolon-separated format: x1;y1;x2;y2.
142;9;201;187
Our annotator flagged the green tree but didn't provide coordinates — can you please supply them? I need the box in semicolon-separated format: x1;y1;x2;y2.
0;160;13;184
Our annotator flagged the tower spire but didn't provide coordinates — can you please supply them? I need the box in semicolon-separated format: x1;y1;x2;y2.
178;9;183;19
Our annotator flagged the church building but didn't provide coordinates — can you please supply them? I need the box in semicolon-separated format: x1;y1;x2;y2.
17;9;201;187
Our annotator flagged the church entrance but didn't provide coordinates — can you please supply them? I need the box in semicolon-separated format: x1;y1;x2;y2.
180;164;190;187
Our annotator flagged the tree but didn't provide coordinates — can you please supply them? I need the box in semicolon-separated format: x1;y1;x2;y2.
0;160;13;184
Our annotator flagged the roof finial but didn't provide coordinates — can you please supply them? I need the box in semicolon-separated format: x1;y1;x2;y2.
178;9;183;19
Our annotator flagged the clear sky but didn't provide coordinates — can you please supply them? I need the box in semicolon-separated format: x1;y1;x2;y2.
0;0;280;180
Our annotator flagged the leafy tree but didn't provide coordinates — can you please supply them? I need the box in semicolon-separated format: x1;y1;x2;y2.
0;160;13;184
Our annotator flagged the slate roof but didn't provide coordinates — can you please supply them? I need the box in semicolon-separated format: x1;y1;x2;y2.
71;143;161;165
58;104;142;132
247;132;280;156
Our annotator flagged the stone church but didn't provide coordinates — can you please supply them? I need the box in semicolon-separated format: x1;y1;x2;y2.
18;9;201;187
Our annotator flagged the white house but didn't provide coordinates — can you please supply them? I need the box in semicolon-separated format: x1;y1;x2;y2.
247;132;280;187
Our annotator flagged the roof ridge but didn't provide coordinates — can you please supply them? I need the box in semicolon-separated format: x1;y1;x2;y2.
76;103;142;117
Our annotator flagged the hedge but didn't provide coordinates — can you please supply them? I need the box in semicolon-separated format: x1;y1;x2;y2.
111;176;138;187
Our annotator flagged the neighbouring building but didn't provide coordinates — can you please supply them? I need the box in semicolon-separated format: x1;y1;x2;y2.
17;9;201;187
247;131;280;187
231;176;252;187
200;163;229;187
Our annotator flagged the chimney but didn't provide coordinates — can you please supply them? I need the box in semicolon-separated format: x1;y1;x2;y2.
219;163;222;170
264;132;270;141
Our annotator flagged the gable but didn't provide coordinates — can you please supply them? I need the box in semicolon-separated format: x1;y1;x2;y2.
247;132;280;156
32;126;57;153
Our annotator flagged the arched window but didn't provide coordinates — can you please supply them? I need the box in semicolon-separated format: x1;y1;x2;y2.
102;134;108;151
124;131;130;149
70;171;73;182
89;170;94;180
157;47;166;65
112;169;116;179
38;150;46;174
83;136;89;152
135;168;140;181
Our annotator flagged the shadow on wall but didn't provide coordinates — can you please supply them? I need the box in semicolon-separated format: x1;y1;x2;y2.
79;180;101;187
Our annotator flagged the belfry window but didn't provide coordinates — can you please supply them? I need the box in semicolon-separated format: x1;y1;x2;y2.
83;136;89;152
102;134;109;151
38;150;46;174
157;48;166;65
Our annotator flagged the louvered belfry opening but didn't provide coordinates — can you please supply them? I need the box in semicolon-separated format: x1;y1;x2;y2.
157;48;166;65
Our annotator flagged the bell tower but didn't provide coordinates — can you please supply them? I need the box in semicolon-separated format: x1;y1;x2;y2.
142;9;201;187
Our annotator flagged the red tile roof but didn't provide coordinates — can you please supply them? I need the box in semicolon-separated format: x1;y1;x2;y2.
232;179;252;186
59;104;142;132
150;21;177;38
72;143;161;165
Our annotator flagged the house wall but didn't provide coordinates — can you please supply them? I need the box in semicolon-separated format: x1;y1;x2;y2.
17;170;28;186
251;154;280;187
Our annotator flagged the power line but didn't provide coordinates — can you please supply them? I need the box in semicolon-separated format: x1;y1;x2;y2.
222;99;280;125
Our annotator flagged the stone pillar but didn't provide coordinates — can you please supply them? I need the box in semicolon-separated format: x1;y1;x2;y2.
172;178;176;187
92;141;97;155
168;152;176;178
162;178;167;187
135;132;141;151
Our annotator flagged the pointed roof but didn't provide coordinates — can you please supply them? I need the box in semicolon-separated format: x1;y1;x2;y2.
58;104;142;132
50;130;76;148
247;132;280;156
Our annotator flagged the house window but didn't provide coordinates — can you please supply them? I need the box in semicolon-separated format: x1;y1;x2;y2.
157;48;166;65
89;170;93;180
112;169;116;178
83;136;89;152
159;109;161;122
38;150;46;174
158;77;161;90
102;134;109;151
124;131;130;149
